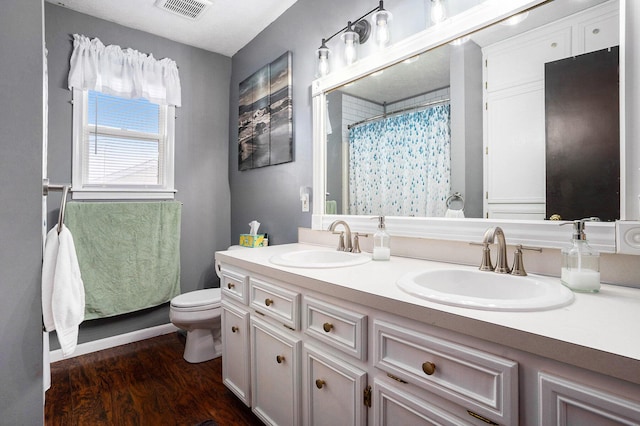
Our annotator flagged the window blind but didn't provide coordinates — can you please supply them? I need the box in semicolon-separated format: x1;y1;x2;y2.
84;91;166;186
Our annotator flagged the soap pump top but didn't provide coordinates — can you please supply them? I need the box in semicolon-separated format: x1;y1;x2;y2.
560;218;600;293
372;216;390;261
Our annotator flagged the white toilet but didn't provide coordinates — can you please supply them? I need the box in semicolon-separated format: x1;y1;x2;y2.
170;288;222;363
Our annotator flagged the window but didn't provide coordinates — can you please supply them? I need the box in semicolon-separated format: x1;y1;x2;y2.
72;88;175;199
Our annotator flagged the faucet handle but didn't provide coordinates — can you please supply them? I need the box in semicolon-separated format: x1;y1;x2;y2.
335;232;346;251
351;233;369;253
510;245;542;276
479;243;494;271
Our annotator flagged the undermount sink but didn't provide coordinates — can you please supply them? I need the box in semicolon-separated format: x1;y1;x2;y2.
269;249;371;268
397;268;574;311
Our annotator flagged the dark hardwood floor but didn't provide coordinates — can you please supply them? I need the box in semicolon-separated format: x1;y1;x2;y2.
45;332;263;426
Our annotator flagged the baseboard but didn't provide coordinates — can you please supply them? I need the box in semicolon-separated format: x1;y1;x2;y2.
49;323;179;363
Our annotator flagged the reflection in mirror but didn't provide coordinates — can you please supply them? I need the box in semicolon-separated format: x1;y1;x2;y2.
325;0;619;222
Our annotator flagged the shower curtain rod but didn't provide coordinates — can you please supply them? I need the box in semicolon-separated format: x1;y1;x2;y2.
347;97;450;130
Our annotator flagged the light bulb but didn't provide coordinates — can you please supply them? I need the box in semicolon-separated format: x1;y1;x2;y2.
372;9;392;48
316;41;330;77
430;0;447;24
344;40;357;65
341;25;359;66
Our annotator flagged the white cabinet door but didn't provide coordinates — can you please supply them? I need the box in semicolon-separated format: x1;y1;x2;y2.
539;372;640;425
251;316;302;426
485;82;546;215
303;345;367;426
221;300;251;406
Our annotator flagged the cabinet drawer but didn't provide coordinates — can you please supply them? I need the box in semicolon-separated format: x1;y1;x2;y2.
221;267;249;305
373;378;472;426
373;320;518;426
303;296;367;361
250;277;300;330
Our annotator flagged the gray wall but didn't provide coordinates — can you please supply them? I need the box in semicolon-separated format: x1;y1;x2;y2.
229;0;428;244
0;0;45;423
450;41;483;218
326;91;344;214
45;3;231;347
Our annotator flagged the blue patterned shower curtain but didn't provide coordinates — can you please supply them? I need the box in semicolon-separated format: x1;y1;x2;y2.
348;104;451;217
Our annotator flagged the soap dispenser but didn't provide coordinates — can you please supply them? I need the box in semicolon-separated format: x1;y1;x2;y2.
373;216;391;261
560;218;600;292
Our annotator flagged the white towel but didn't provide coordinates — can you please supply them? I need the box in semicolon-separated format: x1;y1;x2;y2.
42;224;85;357
445;208;465;218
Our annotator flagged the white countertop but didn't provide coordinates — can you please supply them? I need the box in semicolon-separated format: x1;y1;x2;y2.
216;243;640;385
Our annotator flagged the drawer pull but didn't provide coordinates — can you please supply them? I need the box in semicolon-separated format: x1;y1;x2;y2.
322;322;334;333
276;355;285;364
422;361;436;376
315;379;326;389
265;298;274;307
227;283;235;289
231;326;238;333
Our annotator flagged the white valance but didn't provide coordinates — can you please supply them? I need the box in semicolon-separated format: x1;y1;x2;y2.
68;34;181;107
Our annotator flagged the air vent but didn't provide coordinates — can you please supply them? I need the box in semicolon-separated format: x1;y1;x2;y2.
154;0;212;20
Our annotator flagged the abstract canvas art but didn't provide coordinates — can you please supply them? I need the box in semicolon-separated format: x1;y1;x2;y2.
238;51;293;171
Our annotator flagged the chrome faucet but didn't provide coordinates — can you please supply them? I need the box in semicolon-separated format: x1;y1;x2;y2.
329;220;353;252
481;226;510;273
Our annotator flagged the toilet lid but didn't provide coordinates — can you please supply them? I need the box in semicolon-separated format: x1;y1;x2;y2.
171;288;221;309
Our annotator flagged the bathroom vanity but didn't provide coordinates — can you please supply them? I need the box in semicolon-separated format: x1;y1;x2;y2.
216;241;640;426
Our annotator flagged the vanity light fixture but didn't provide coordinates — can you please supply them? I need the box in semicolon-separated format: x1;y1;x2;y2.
316;39;330;77
372;1;393;48
341;22;360;66
316;1;392;76
430;0;447;25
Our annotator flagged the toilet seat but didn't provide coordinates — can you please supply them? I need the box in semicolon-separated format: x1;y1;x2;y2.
171;288;221;312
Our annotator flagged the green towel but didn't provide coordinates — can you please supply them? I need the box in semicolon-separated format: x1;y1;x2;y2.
64;201;181;320
325;200;337;214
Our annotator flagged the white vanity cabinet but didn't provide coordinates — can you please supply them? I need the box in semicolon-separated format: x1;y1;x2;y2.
303;344;367;426
372;318;518;426
302;296;369;426
248;276;302;425
220;267;251;406
250;315;302;425
217;257;640;425
539;372;640;425
221;300;251;406
372;378;473;425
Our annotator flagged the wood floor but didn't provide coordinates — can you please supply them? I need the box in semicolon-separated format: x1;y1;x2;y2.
45;332;263;426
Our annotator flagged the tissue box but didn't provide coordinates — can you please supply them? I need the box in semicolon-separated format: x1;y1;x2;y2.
239;234;266;248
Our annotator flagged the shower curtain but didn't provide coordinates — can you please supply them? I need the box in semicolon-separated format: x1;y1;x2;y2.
348;104;451;217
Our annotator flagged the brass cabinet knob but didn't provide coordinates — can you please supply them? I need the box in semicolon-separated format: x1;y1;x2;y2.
322;322;334;333
315;379;326;389
227;282;235;289
231;326;238;333
276;355;285;364
422;361;436;376
265;298;274;306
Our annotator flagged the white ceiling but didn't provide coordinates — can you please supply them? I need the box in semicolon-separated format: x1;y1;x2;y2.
45;0;299;57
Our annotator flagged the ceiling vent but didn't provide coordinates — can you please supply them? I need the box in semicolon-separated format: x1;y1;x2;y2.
154;0;212;20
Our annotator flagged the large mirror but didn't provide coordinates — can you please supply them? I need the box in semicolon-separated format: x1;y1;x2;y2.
312;0;624;252
323;0;619;222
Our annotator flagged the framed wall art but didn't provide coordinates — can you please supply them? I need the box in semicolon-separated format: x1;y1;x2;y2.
238;51;293;171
